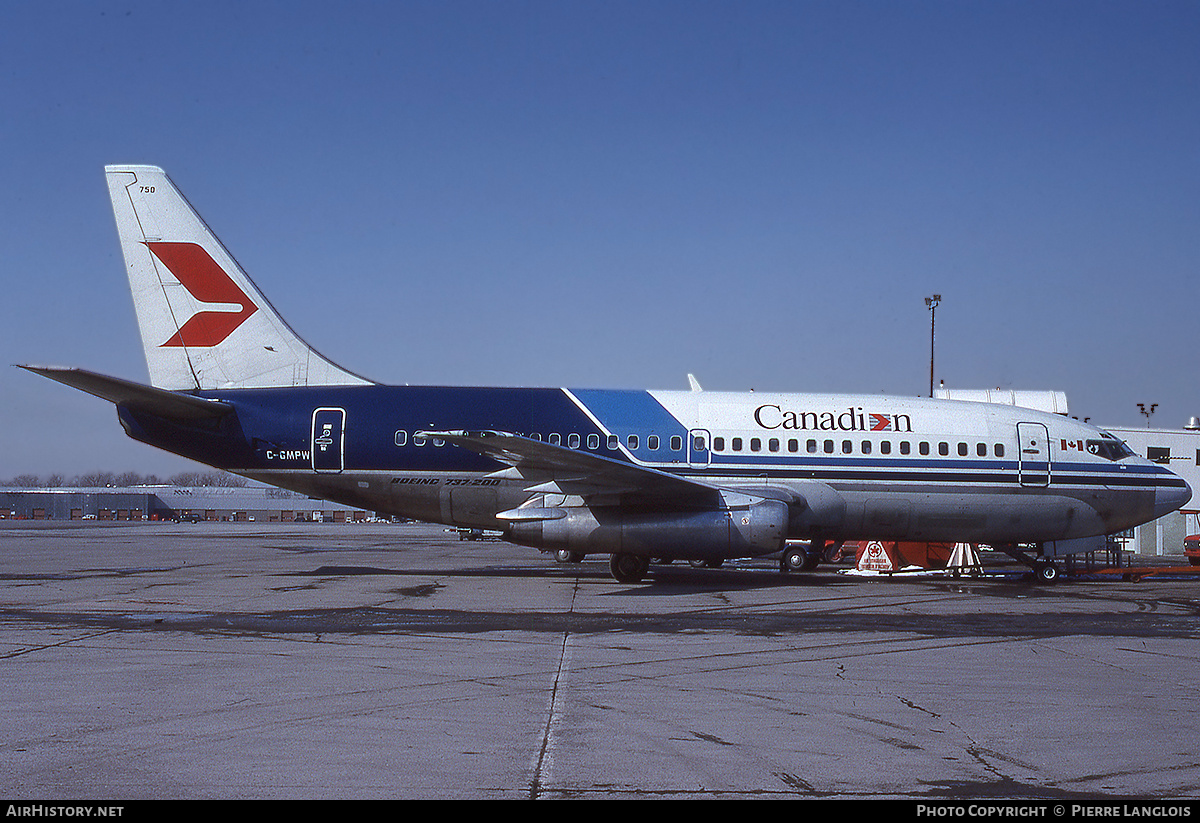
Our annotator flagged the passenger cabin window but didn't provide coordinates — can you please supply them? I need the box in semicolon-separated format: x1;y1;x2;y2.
394;430;407;447
713;437;725;451
568;433;580;449
919;442;930;456
958;443;968;457
648;435;659;450
880;441;891;455
750;438;761;452
588;434;599;450
549;433;561;446
671;435;683;451
627;434;638;450
607;434;619;450
732;437;743;451
977;443;987;457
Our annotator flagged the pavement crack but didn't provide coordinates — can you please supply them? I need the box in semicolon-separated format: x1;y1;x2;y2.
530;577;579;800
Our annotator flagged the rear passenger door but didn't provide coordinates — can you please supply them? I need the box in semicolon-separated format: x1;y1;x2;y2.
312;407;346;473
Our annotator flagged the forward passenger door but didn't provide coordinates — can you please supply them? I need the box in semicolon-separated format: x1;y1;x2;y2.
1016;422;1050;487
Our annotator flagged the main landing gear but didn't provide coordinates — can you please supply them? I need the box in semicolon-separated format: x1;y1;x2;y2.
609;552;650;583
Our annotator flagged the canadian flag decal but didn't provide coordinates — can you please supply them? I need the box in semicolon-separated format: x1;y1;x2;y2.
145;242;258;347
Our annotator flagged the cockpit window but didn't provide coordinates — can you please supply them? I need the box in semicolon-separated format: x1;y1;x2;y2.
1087;434;1136;461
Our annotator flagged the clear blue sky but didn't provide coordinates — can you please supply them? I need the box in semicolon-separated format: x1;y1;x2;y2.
2;0;1198;478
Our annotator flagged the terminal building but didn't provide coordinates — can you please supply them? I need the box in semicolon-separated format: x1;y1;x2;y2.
1101;423;1199;556
0;484;371;523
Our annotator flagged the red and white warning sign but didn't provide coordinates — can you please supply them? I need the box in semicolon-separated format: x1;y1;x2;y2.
857;541;896;572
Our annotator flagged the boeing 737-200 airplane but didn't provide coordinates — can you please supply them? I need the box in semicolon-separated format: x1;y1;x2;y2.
21;166;1193;582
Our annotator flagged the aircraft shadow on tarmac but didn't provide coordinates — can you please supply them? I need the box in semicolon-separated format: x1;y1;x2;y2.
289;561;851;595
4;600;1198;641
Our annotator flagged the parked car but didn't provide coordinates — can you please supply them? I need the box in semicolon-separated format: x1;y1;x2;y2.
1185;534;1200;566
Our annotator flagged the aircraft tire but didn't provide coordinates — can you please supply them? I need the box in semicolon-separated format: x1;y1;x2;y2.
555;550;585;563
1035;561;1060;584
610;553;650;583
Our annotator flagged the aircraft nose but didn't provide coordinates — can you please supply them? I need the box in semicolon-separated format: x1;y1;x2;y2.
1155;478;1193;518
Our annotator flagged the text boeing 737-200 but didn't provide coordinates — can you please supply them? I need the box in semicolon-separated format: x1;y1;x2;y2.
20;166;1192;583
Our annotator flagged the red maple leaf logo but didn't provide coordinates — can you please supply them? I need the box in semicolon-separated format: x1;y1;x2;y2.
145;242;259;347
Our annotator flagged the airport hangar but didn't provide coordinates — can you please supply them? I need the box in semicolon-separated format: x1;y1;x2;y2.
2;390;1196;556
0;484;371;524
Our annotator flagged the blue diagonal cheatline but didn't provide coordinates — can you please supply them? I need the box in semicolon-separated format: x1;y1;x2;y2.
566;389;689;462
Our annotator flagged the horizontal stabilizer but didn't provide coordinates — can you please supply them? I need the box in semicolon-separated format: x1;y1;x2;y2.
19;365;231;420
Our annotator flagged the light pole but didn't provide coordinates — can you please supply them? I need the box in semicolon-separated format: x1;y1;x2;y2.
1137;403;1157;428
925;294;941;397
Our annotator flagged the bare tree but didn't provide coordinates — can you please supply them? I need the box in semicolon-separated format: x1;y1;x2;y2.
2;470;246;488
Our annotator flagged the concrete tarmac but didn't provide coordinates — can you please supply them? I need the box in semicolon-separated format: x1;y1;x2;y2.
2;521;1199;800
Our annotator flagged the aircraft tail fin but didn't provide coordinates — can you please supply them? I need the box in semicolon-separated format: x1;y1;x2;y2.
105;165;373;390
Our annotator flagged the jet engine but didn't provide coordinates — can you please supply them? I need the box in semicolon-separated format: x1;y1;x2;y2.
504;497;788;562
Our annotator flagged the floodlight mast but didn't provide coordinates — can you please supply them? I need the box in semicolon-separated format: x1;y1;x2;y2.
925;294;941;398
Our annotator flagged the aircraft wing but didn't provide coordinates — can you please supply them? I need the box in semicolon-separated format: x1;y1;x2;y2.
421;429;723;505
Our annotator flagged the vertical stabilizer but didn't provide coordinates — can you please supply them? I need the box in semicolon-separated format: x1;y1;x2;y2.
105;165;372;390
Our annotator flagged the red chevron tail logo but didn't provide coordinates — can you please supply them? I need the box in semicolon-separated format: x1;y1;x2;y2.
145;242;258;347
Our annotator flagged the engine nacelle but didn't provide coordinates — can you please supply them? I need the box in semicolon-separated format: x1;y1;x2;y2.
506;499;788;561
